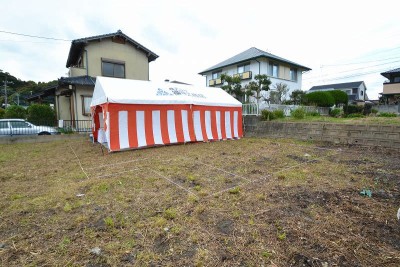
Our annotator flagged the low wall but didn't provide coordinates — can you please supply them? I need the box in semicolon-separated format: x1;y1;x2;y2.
244;116;400;149
0;133;89;145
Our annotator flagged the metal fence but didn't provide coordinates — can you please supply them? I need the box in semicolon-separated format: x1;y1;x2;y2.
58;120;92;133
242;103;330;116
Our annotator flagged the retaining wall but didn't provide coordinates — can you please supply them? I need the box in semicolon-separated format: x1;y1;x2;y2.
0;133;89;145
244;116;400;149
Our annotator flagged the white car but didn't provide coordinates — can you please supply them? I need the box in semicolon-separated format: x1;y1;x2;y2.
0;119;59;136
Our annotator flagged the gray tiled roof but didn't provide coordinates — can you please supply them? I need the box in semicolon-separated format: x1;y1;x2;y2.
381;67;400;79
59;75;96;86
309;81;364;91
199;47;311;75
66;30;159;67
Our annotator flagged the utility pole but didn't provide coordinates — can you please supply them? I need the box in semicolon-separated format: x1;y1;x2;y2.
2;77;13;108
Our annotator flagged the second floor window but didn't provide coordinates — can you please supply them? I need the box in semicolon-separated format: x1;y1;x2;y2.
290;68;297;81
237;63;250;74
102;60;125;78
212;70;222;79
269;62;279;77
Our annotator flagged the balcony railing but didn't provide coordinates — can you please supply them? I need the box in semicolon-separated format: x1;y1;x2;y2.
208;78;222;86
233;71;252;80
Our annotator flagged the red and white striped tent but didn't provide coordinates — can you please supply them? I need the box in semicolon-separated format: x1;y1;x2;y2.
91;77;243;152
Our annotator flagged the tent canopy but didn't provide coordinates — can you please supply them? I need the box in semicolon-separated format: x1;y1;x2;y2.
91;77;242;107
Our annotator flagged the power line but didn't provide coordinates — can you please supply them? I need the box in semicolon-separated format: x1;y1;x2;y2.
0;30;71;41
321;56;400;67
303;59;400;81
305;67;391;84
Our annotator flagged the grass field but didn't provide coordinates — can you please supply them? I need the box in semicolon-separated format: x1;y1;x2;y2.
0;137;399;266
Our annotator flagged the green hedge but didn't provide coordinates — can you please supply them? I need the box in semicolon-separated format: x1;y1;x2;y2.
4;105;26;119
328;90;348;105
305;91;335;107
27;104;56;126
291;107;306;119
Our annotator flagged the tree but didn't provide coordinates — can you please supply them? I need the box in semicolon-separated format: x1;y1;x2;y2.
244;74;271;104
220;74;244;101
4;105;26;119
290;90;306;105
269;82;289;104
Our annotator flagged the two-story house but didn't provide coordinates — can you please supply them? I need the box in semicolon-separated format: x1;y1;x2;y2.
29;30;159;122
380;67;400;104
198;47;311;102
308;81;368;103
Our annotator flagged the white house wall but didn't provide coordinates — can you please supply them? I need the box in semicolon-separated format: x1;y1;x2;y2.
205;58;304;102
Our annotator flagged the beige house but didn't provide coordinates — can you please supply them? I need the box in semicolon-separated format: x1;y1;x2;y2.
30;30;158;122
380;67;400;104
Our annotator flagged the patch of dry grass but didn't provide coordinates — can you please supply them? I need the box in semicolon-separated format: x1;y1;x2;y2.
0;138;399;266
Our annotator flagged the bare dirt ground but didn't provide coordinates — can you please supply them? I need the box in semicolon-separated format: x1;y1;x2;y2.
0;137;399;266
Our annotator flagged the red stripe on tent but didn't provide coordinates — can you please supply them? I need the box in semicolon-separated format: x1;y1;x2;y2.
199;109;208;141
230;110;235;139
160;109;170;144
145;110;155;146
237;109;243;137
188;106;196;142
210;110;218;140
109;109;120;151
220;110;227;140
127;110;138;148
174;108;184;143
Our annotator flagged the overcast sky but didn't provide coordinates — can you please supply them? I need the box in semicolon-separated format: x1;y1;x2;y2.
1;0;399;100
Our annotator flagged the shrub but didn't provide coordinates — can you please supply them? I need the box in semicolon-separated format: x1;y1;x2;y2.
291;107;306;119
4;105;26;119
363;103;373;115
345;105;363;115
304;91;335;107
371;108;378;114
306;111;320;117
261;109;275;120
377;112;397;117
345;113;364;118
272;109;285;119
330;108;342;117
0;108;5;119
327;90;348;106
27;104;56;126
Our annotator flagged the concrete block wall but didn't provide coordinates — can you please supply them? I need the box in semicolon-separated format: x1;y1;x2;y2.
243;116;400;149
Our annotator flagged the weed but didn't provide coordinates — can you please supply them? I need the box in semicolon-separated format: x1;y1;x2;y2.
194;185;201;191
10;194;24;200
262;250;272;258
164;207;177;220
63;202;72;212
228;187;240;194
187;174;196;182
188;194;199;203
153;217;167;227
59;236;71;251
104;216;115;228
277;232;286;241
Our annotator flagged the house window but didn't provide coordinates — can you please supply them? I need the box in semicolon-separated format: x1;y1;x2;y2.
361;90;363;96
212;70;222;79
269;62;279;77
102;60;125;78
290;68;297;81
237;63;250;74
82;96;92;116
352;88;358;94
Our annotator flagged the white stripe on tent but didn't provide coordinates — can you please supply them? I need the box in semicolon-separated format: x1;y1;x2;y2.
205;111;213;140
181;110;191;142
193;110;203;141
152;110;163;145
106;111;110;144
136;111;147;147
118;111;129;149
167;110;177;143
233;111;239;138
98;112;104;127
216;111;222;140
225;111;232;139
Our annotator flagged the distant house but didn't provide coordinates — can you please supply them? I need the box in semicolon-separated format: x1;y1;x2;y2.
198;47;311;103
380;67;400;104
308;81;368;103
28;30;158;121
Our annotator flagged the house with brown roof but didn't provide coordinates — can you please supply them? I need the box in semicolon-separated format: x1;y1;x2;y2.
29;30;158;122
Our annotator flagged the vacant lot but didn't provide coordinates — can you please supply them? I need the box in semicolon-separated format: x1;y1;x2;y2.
0;137;399;266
